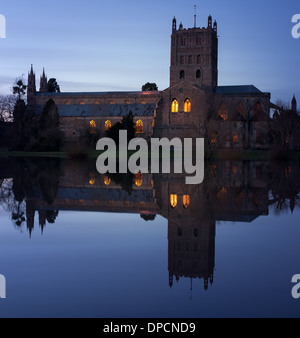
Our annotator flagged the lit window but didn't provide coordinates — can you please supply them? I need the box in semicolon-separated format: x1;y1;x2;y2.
218;103;229;121
170;194;178;209
90;120;96;134
80;101;85;105
183;195;190;209
171;99;179;113
135;173;143;187
232;166;237;175
184;99;191;113
136;120;143;134
105;120;112;132
233;134;238;143
104;175;111;186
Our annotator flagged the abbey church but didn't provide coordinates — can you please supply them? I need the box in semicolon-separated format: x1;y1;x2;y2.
26;15;292;150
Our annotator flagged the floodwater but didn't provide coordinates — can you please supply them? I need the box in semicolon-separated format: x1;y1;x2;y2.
0;156;300;318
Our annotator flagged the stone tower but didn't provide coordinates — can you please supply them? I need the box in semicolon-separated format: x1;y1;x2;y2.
170;15;218;90
39;68;48;93
27;65;36;105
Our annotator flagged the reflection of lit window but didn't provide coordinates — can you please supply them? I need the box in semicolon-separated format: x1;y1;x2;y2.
90;120;96;134
80;101;85;105
211;131;218;144
135;173;143;187
171;99;179;113
105;120;112;132
184;99;191;113
217;187;227;204
104;175;111;186
170;194;178;208
136;120;143;134
183;195;190;209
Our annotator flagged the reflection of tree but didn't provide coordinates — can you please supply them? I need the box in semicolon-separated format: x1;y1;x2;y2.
268;161;300;214
140;214;156;222
46;210;59;224
108;172;135;196
0;178;26;230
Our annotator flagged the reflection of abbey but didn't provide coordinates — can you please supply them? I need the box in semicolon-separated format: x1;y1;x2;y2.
10;158;293;292
26;15;299;149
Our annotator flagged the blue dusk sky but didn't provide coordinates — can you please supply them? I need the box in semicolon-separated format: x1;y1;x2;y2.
0;0;299;104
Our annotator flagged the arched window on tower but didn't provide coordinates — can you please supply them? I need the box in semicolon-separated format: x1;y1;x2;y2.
105;120;112;132
183;195;190;209
136;120;143;134
171;99;179;113
170;194;178;209
184;99;191;113
180;70;185;80
196;69;201;78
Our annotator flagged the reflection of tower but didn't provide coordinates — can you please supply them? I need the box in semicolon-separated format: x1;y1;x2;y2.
38;210;47;234
26;199;35;238
168;216;215;291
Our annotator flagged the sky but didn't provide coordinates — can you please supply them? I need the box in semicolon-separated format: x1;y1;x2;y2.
0;0;299;104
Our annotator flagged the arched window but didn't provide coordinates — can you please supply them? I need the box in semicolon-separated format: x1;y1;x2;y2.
170;194;178;209
218;103;229;121
104;175;111;186
237;102;246;119
183;195;190;209
90;120;96;134
135;173;143;187
184;99;191;113
180;70;185;79
196;69;201;78
136;119;143;134
105;120;112;132
254;102;263;116
171;99;179;113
